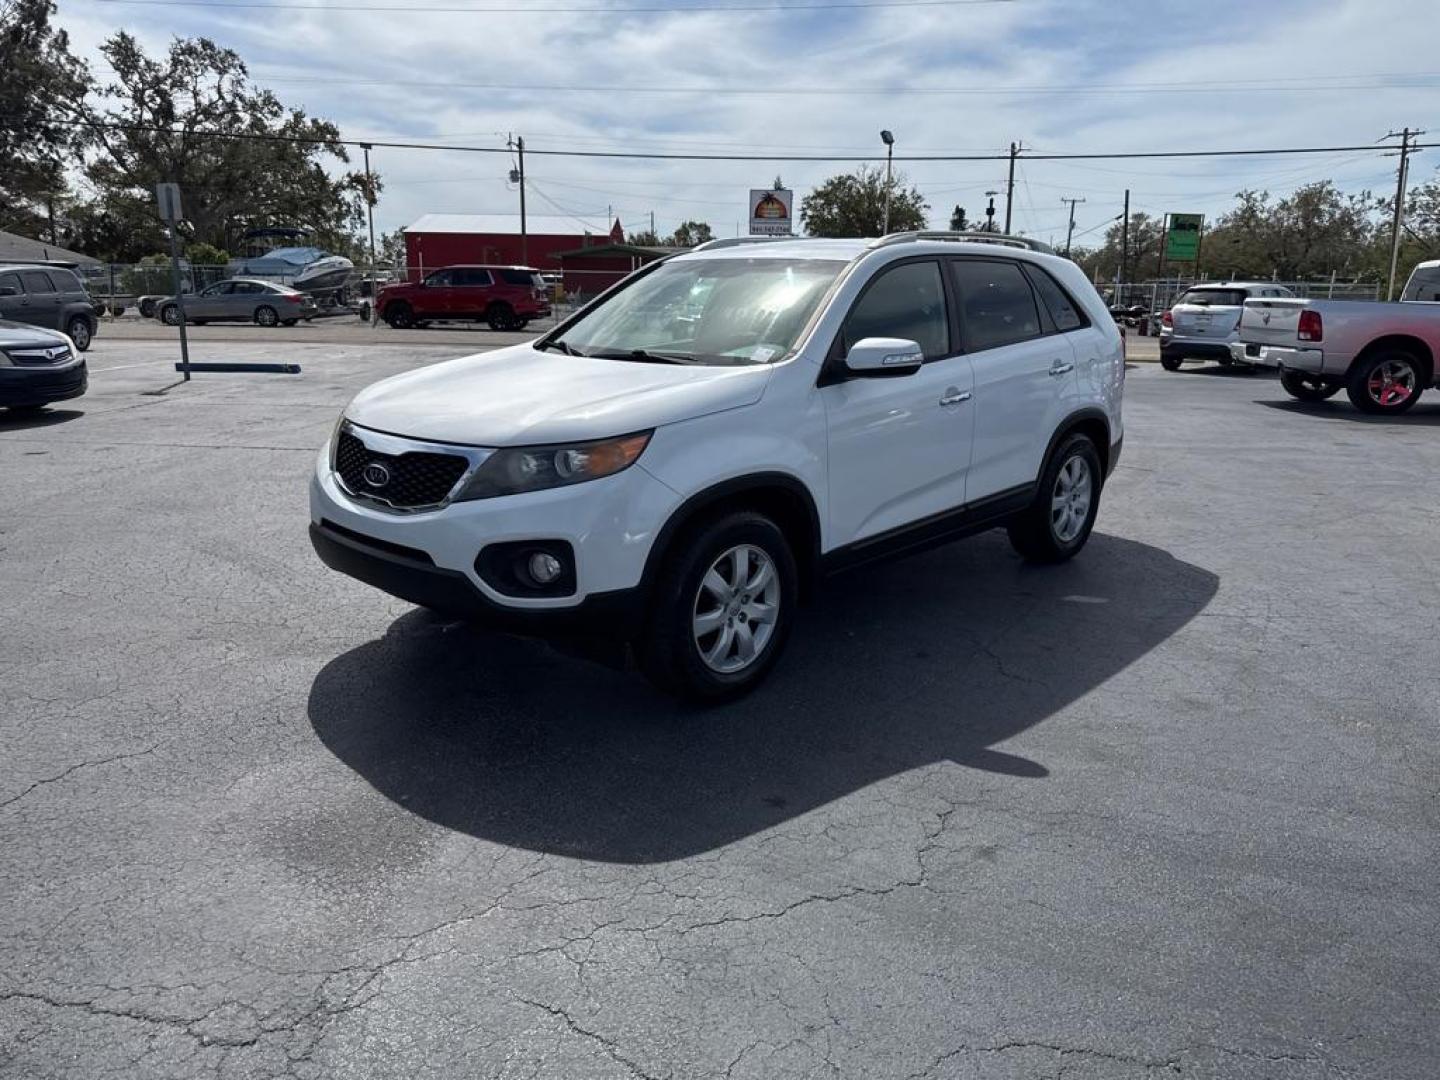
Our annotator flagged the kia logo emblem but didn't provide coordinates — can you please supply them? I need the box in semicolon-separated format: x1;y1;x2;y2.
362;462;391;488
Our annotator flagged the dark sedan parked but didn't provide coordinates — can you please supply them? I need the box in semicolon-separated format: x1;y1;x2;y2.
0;320;87;413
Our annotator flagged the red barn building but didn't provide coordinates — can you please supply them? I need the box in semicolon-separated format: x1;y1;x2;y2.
401;214;677;298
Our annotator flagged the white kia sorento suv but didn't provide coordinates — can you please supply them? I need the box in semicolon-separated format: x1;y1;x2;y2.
311;233;1125;699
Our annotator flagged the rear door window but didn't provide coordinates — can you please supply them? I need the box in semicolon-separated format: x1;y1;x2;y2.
1024;266;1086;332
457;268;493;286
21;271;56;294
950;259;1043;351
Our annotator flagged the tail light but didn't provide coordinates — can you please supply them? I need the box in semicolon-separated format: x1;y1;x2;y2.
1161;310;1173;327
1298;310;1323;342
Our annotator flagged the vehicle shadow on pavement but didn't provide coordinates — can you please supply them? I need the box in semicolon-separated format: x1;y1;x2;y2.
1257;399;1440;426
0;407;84;430
309;532;1217;863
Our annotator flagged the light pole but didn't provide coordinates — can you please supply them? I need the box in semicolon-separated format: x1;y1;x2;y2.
1061;196;1085;257
360;142;378;326
880;129;895;235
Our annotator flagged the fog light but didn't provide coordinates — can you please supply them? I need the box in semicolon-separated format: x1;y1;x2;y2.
527;551;563;585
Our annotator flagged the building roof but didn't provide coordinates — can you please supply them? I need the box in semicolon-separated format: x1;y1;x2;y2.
552;242;687;260
404;213;609;236
0;229;100;267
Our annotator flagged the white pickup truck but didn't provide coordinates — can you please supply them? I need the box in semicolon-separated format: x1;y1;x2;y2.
1231;292;1440;415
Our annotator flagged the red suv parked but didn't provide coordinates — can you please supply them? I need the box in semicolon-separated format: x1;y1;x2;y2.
378;265;552;331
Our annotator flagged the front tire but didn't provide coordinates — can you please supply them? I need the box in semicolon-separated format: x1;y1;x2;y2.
637;511;797;701
1346;350;1425;415
384;303;414;329
1281;370;1340;402
254;305;279;328
1007;433;1103;564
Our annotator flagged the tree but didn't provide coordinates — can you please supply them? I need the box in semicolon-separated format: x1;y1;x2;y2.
0;0;92;237
800;166;928;237
670;220;713;247
949;205;969;231
74;33;378;260
1071;212;1164;283
627;230;663;246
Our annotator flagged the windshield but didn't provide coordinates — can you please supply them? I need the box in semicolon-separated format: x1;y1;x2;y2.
1175;288;1246;307
552;257;846;366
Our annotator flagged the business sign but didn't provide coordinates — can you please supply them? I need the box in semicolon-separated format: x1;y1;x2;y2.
1165;213;1204;261
749;188;793;236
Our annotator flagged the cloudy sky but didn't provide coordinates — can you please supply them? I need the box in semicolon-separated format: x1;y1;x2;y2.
54;0;1440;244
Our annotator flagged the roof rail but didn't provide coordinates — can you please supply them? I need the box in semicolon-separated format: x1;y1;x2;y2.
690;235;804;252
868;231;1056;255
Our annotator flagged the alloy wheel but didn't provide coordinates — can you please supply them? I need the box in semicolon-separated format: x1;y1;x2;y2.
1051;455;1093;544
1367;359;1416;408
692;543;781;674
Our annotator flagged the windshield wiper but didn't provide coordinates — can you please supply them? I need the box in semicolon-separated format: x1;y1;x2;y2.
536;338;582;356
587;348;697;365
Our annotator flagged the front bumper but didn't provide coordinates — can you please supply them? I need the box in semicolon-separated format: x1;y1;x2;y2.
309;520;645;635
1229;341;1326;374
0;359;88;406
310;443;679;616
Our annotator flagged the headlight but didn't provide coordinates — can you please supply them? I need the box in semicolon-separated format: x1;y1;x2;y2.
328;412;348;469
455;431;652;501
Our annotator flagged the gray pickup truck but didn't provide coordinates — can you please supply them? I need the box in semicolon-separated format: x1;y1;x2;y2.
1231;294;1440;415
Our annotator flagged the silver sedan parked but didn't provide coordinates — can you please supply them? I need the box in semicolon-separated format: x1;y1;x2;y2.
157;279;317;328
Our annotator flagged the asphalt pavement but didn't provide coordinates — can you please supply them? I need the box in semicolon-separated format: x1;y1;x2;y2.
1;339;1436;1079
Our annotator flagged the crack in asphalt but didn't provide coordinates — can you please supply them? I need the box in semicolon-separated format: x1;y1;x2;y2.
0;744;160;811
903;1039;1183;1079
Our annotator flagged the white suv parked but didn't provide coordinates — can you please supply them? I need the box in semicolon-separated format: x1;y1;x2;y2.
311;233;1125;698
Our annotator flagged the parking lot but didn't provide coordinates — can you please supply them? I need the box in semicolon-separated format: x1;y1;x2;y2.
2;335;1436;1078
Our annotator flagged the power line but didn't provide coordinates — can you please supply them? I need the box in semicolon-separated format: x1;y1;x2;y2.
30;117;1440;163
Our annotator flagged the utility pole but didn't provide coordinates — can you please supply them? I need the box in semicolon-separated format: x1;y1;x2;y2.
508;134;527;265
1004;141;1022;233
1156;213;1168;279
983;190;999;232
1120;189;1130;286
360;142;378;326
650;210;656;239
1384;127;1423;300
880;129;895;234
1061;196;1086;257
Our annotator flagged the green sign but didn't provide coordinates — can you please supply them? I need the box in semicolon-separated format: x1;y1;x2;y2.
1165;213;1204;261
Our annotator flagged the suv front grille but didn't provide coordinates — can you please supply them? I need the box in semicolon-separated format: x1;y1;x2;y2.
335;428;470;509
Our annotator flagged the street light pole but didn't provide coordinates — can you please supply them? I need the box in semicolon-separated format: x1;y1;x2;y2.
880;129;895;235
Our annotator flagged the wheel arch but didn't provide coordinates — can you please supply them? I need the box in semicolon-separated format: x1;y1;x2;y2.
1351;335;1435;384
1043;407;1113;479
640;472;823;600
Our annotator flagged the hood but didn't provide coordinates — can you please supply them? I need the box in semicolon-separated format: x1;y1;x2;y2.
0;319;69;348
345;343;773;446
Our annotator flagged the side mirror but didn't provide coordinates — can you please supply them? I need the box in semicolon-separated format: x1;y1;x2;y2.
843;337;924;376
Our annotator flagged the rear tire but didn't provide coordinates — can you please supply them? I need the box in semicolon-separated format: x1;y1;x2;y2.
486;302;518;331
161;304;180;326
1007;433;1103;564
637;511;797;702
139;298;157;319
65;316;92;351
1346;350;1424;415
1160;351;1182;372
1280;370;1340;402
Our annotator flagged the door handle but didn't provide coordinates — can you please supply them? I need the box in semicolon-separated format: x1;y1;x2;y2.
939;388;971;406
1048;361;1074;376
